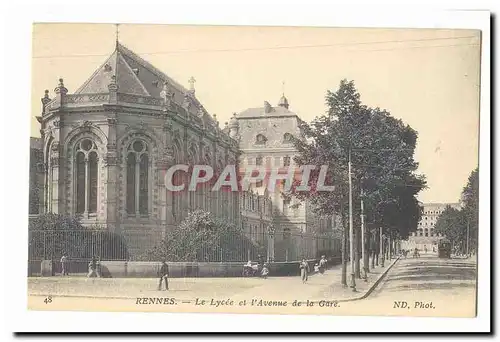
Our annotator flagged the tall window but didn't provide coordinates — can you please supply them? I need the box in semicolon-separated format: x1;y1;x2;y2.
75;139;98;215
171;145;183;221
283;156;291;167
256;156;263;166
283;198;291;215
126;140;149;216
188;148;196;211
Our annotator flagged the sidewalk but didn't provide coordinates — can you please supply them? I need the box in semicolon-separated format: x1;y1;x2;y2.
230;257;400;303
28;257;400;302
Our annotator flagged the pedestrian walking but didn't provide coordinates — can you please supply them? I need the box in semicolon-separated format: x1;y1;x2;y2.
299;258;310;283
318;255;327;275
261;263;269;279
158;260;169;291
60;253;68;276
86;255;100;282
413;248;420;259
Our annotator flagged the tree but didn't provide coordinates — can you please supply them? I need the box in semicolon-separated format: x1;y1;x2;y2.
434;206;468;253
289;79;426;285
462;168;479;252
139;210;261;262
434;167;479;254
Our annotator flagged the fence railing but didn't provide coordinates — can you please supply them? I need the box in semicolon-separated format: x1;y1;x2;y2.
28;229;129;261
28;229;341;265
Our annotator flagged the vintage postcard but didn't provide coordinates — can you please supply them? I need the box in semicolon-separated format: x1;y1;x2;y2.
25;20;484;322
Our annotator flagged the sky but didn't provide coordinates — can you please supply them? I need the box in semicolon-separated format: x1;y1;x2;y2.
31;23;481;203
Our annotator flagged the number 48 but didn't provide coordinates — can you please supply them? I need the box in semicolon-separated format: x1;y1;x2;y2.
44;296;52;304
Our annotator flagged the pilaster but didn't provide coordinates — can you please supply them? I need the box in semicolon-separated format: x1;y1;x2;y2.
104;117;118;232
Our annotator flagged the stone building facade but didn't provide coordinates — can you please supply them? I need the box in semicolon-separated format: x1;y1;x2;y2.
30;42;340;260
34;42;241;256
230;96;340;260
401;202;462;252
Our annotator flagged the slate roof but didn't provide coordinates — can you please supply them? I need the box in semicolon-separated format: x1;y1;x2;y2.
75;42;193;105
236;104;298;119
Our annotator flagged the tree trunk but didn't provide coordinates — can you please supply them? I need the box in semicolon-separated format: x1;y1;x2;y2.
370;231;375;269
380;227;385;267
341;218;348;287
388;233;392;260
354;225;361;278
364;229;370;274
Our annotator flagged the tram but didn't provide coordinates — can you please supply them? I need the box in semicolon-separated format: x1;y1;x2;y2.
438;239;452;258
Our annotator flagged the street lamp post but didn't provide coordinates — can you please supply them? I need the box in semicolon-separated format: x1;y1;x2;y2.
267;223;275;263
348;148;356;291
360;187;367;281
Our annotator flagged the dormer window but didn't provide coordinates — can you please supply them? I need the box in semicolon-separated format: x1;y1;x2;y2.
283;133;293;143
255;134;267;145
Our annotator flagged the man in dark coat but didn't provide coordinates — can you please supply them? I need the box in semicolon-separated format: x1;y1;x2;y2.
158;260;169;291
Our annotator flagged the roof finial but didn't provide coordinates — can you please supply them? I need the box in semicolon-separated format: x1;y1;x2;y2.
278;81;289;110
115;23;120;47
188;76;196;93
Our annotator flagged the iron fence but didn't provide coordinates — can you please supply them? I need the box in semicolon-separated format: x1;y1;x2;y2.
28;229;341;267
28;229;129;261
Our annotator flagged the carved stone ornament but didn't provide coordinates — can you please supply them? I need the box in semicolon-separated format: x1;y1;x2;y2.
160;82;174;110
182;94;191;111
50;142;60;152
104;154;118;166
50;156;60;167
197;106;205;118
163;121;173;132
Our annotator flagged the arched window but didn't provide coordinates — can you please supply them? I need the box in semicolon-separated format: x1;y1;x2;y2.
283;133;293;143
255;134;267;145
283;228;291;240
283;198;291;215
126;140;149;216
171;143;182;221
188;147;197;211
45;140;55;213
203;150;212;212
75;139;98;215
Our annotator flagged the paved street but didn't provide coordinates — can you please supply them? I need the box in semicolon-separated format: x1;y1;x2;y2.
348;255;477;317
28;255;476;317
